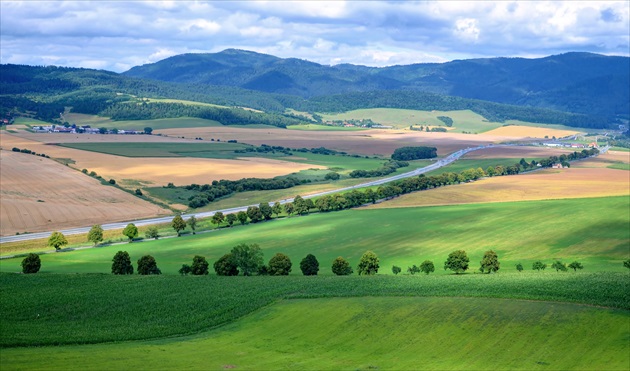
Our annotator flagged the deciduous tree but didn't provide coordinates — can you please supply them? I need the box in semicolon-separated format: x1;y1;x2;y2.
551;260;568;272
21;253;41;274
237;211;248;225
268;253;292;275
300;254;319;276
332;256;353;275
407;265;420;275
213;253;239;276
357;251;379;275
226;213;237;227
179;264;192;275
444;250;469;274
272;202;283;217
516;263;524;272
145;226;159;240
187;215;198;234
246;206;262;223
532;261;547;271
48;231;68;251
122;223;138;242
284;202;294;216
420;260;435;275
480;250;500;273
172;214;186;236
112;251;133;275
191;255;209;275
392;265;401;275
624;259;630;270
568;261;583;272
87;225;103;246
137;255;161;275
230;243;264;276
211;212;225;227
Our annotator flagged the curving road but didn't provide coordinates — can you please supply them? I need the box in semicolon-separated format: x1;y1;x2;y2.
0;144;509;244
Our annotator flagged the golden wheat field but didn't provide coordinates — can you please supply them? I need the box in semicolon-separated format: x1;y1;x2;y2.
367;167;630;209
483;125;580;138
0;150;170;236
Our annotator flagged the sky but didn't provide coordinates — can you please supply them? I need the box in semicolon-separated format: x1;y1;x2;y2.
1;1;628;72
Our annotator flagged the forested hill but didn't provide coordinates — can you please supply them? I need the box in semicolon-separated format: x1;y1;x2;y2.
0;63;617;129
124;49;630;120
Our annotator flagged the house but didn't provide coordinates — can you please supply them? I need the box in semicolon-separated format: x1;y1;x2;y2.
551;163;565;169
588;142;598;148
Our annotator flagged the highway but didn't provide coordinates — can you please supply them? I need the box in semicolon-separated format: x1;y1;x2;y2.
0;143;508;244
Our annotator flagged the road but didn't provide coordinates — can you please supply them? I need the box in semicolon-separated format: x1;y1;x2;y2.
0;143;511;244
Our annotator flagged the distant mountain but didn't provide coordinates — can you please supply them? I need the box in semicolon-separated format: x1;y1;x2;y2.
124;49;630;119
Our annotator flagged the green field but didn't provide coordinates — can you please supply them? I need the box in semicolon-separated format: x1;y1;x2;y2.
320;108;504;133
65;116;223;130
1;295;627;370
59;141;250;158
2;196;627;275
287;123;367;131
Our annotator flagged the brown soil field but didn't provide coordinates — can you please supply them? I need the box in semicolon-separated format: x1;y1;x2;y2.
0;132;324;187
462;145;574;159
156;127;517;156
367;167;630;209
573;150;630;168
482;125;580;138
0;150;170;236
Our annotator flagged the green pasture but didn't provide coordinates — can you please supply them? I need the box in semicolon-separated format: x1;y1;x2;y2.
608;162;630;171
11;117;51;126
287;123;366;131
320;108;504;133
426;158;531;175
59;141;249;158
610;146;630;152
2;196;627;276
140;97;230;108
74;116;222;130
1;295;627;370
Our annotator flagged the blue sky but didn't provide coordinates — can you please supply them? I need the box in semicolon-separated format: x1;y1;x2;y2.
1;1;628;72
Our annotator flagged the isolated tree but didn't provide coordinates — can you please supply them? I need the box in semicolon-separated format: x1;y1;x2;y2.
111;251;133;275
444;250;469;274
568;261;584;272
230;243;264;276
237;211;248;225
246;206;262;223
407;265;420;275
284;202;295;216
226;213;237;227
480;250;500;273
532;261;547;271
332;256;353;276
213;253;239;276
259;202;273;221
21;253;41;274
143;127;153;135
187;215;198;234
357;251;379;275
268;253;292;276
300;254;319;276
191;255;209;275
211;212;224;227
420;260;435;275
515;263;524;272
179;264;192;276
171;214;186;236
122;223;138;242
272;202;283;217
135;189;143;196
48;231;68;251
137;255;161;275
392;265;402;275
551;260;568;272
145;226;159;240
87;225;104;246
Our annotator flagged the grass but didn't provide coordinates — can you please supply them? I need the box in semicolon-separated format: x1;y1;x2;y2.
69;116;223;130
608;162;630;171
59;141;250;158
0;272;628;348
1;295;628;370
2;196;627;275
425;158;525;175
287;123;367;131
610;146;630;152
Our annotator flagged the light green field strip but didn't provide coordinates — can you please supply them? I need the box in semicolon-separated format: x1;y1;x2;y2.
2;297;628;370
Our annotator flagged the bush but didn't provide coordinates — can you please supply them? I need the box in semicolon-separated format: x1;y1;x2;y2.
214;253;239;276
179;264;192;276
191;255;209;275
137;255;161;275
21;253;41;274
392;265;401;275
516;263;524;272
108;179;116;185
135;189;143;196
624;259;630;270
332;256;353;276
420;260;435;275
111;251;133;275
122;223;138;242
145;226;159;240
357;251;379;275
324;172;340;181
268;253;292;276
407;265;420;275
300;254;319;276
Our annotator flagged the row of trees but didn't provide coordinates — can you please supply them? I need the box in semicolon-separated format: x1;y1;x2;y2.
391;146;438;161
528;260;584;272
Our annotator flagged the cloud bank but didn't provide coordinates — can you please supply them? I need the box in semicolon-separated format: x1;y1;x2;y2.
1;1;628;72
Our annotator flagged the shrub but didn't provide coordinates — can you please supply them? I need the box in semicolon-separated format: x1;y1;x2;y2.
122;223;138;242
111;251;133;275
108;179;116;185
392;265;401;275
135;189;143;196
420;260;435;275
137;255;161;275
516;263;524;272
551;260;568;272
332;257;353;276
300;254;319;276
407;265;420;275
21;253;41;274
145;226;159;240
268;253;292;276
179;264;192;276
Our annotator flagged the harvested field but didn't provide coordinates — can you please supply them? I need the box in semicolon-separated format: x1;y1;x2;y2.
368;167;630;209
462;145;573;159
0;150;169;236
483;125;580;138
157;127;513;156
0;133;324;187
573;150;630;168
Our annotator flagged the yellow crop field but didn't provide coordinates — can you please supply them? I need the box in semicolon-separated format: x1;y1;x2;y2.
462;145;573;159
368;167;630;209
483;125;581;138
